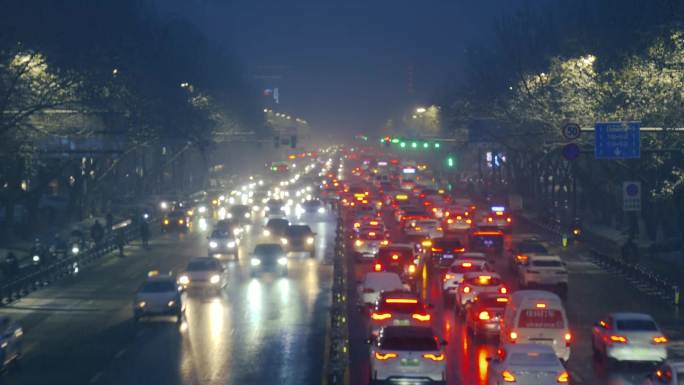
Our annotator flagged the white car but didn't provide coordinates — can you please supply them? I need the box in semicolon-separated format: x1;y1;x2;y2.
518;255;568;297
442;259;492;300
178;257;227;294
358;272;405;307
352;231;388;260
133;272;184;322
367;290;432;337
207;229;239;260
369;326;447;384
403;219;443;239
592;312;668;363
645;361;684;385
487;344;569;385
455;272;507;314
0;317;22;370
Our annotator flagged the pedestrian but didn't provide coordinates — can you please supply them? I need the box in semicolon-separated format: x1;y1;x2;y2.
116;229;126;257
140;220;150;249
91;220;104;245
105;212;113;233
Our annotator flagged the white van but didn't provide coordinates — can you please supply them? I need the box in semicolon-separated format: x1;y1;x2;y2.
500;290;571;362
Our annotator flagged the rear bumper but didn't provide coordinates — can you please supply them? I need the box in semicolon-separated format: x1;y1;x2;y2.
606;345;666;362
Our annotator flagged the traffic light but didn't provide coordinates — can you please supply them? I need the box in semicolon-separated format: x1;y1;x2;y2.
382;136;391;147
434;142;441;149
422;142;429;149
411;142;418;149
400;142;406;148
446;155;456;168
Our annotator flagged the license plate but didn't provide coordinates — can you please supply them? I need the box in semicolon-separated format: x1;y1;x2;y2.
443;254;454;259
400;359;420;367
393;319;410;326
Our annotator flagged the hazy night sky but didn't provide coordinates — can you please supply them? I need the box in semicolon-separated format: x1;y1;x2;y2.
154;0;551;135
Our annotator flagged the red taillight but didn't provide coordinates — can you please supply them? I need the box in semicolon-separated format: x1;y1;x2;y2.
499;287;508;294
509;331;518;342
506;217;512;223
374;352;397;360
652;336;668;344
412;313;431;322
374;263;382;272
371;312;392;321
502;370;516;382
431;247;444;252
608;335;628;344
391;254;399;261
478;311;491;321
564;332;572;346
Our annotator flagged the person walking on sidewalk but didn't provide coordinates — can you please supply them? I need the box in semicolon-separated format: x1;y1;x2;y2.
140;220;150;249
116;229;126;257
105;212;114;233
91;220;105;245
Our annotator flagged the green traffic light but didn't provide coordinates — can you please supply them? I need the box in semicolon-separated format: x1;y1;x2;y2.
423;142;429;149
434;142;441;149
400;142;406;148
391;138;400;144
411;142;417;148
447;156;455;168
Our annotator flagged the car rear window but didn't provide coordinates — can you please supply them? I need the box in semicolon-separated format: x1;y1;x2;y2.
508;352;558;366
518;309;565;329
140;281;176;293
379;336;438;351
254;244;284;257
615;319;658;331
378;299;424;313
531;260;563;267
187;260;220;271
287;226;311;236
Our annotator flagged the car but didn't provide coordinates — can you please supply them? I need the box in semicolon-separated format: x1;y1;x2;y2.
228;204;252;224
442;259;493;302
161;210;189;233
517;255;568;298
368;290;432;337
352;229;388;261
645;361;684;385
591;312;668;364
455;272;508;315
0;316;22;370
214;219;243;238
368;326;447;385
301;199;326;215
501;290;571;362
178;257;226;294
281;225;316;256
443;212;472;233
469;230;504;257
250;243;288;276
465;293;509;338
477;206;513;232
352;217;385;235
264;218;290;238
374;244;421;286
207;229;239;260
357;272;406;307
133;272;184;322
508;239;549;272
430;238;466;268
487;344;569;385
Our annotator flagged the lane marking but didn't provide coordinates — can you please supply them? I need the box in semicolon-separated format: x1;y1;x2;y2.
114;348;127;359
89;371;104;383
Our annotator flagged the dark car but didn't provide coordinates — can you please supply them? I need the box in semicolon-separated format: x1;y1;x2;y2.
469;230;504;257
265;218;290;238
229;205;252;224
161;210;189;233
374;245;419;285
251;243;288;276
430;238;466;268
282;225;316;256
508;240;549;271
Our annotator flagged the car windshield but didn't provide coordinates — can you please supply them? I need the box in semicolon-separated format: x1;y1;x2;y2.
211;230;229;238
187;260;220;272
254;244;284;257
140;281;176;293
287;226;311;236
616;319;658;331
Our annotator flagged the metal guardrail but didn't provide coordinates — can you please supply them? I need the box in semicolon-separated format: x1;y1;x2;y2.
0;221;142;305
325;207;349;385
520;214;680;306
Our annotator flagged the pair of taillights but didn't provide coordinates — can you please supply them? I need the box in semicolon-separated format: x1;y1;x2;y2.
501;369;568;383
462;286;508;294
373;263;416;274
374;352;444;361
606;335;668;344
371;312;431;322
509;331;573;347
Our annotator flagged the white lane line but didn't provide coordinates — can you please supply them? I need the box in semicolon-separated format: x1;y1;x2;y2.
89;371;104;383
114;348;127;359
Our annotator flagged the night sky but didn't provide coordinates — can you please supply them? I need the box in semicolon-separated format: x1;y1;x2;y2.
154;0;552;135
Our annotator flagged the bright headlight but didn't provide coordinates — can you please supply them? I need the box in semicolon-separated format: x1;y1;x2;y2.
264;206;270;212
252;205;260;212
32;255;40;262
178;275;190;285
227;213;233;219
160;201;168;210
228;197;235;204
209;241;218;248
307;237;315;245
210;274;220;284
281;238;289;245
250;258;261;266
167;300;176;307
137;301;146;308
244;213;251;219
71;246;80;254
277;257;288;266
263;229;271;237
198;206;207;213
227;241;236;248
317;207;326;214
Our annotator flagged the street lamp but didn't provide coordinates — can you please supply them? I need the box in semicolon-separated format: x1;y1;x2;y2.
415;107;427;114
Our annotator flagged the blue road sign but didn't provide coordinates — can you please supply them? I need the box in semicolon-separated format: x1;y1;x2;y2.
562;143;580;161
595;122;640;159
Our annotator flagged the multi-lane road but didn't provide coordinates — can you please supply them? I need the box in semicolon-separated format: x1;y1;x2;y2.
0;213;335;385
346;206;684;385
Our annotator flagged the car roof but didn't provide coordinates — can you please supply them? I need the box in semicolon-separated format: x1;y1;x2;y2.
378;290;419;300
363;272;402;283
380;244;413;250
610;312;656;321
